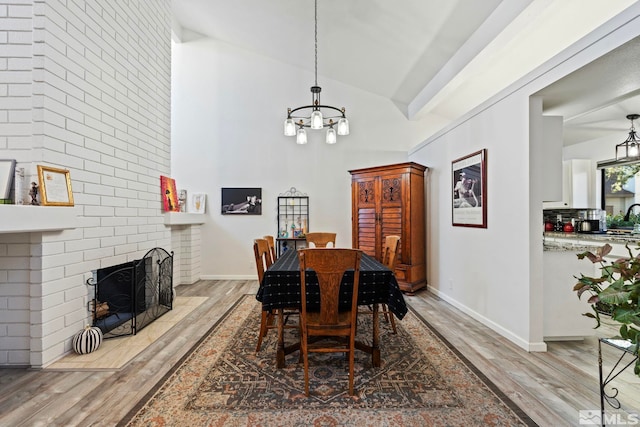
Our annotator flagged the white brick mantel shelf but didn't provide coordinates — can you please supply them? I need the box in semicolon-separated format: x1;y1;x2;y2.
0;205;77;233
163;212;206;226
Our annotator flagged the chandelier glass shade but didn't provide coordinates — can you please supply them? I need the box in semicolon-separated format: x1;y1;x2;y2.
615;114;640;161
296;126;307;145
284;0;349;145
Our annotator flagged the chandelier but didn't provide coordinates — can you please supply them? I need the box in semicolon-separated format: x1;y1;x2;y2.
283;0;349;145
615;114;640;161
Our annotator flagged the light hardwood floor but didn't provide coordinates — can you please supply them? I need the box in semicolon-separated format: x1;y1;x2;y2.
0;280;637;426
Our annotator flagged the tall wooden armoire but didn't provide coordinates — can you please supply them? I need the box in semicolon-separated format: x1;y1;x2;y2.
349;162;427;294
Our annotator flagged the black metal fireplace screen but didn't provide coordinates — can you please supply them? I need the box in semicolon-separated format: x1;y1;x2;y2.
86;247;174;339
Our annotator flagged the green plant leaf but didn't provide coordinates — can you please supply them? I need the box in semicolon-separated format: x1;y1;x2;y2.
599;286;632;305
575;243;640;380
612;307;640;325
618;324;640;344
584;308;601;328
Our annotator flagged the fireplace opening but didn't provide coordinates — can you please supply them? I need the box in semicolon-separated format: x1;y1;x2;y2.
87;247;174;339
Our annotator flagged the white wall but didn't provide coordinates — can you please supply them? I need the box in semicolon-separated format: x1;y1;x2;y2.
171;37;433;278
564;135;615;162
0;0;172;368
409;5;640;351
411;94;534;347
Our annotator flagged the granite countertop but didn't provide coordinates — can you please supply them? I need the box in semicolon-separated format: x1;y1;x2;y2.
544;231;640;243
543;239;601;252
543;231;640;252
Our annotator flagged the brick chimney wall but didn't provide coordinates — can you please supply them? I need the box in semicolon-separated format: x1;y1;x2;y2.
0;0;172;368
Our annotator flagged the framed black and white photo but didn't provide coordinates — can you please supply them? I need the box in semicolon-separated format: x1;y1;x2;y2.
0;159;16;200
221;188;262;215
452;149;487;228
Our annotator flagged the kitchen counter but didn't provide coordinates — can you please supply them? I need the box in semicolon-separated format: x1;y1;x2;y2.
543;231;640;252
542;231;640;341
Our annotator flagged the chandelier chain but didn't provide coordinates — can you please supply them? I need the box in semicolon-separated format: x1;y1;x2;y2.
314;0;318;87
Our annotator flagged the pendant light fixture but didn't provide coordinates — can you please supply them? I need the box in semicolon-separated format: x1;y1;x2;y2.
616;114;640;161
283;0;349;145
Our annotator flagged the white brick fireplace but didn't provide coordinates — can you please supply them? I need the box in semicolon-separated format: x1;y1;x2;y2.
0;0;198;369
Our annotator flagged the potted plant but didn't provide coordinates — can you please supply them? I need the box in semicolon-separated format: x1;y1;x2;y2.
574;243;640;376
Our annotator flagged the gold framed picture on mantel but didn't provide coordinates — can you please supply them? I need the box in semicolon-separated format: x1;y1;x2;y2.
37;165;74;206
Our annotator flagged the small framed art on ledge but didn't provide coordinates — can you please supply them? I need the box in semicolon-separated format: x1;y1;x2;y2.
0;159;16;201
189;193;206;213
160;176;180;212
37;165;74;206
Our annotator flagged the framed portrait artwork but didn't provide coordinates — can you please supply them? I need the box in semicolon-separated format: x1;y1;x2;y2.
452;149;487;228
221;188;262;215
160;176;180;212
37;165;74;206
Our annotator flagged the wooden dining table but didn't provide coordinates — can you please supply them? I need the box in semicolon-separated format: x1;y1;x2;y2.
256;247;408;368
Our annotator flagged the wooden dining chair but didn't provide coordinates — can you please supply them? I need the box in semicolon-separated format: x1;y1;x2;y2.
254;238;299;355
305;232;337;248
298;248;362;396
264;235;277;264
380;235;400;334
254;238;276;352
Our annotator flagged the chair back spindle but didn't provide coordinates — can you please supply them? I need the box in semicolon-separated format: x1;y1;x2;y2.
264;235;277;264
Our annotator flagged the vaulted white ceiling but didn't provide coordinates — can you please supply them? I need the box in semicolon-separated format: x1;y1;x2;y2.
171;0;640;144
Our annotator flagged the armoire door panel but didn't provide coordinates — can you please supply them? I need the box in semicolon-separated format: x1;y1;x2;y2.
355;180;377;207
357;228;376;241
357;208;376;220
380;175;403;206
356;207;376;257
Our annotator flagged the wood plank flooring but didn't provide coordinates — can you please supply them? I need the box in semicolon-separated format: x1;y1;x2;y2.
0;280;637;426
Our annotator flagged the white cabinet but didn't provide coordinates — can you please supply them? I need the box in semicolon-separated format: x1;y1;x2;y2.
538;115;563;203
543;249;596;340
543;159;596;209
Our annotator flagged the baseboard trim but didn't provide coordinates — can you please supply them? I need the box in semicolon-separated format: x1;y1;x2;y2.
199;275;257;281
430;287;547;352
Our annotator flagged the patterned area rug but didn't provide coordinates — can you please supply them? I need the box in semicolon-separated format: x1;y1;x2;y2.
121;295;536;426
